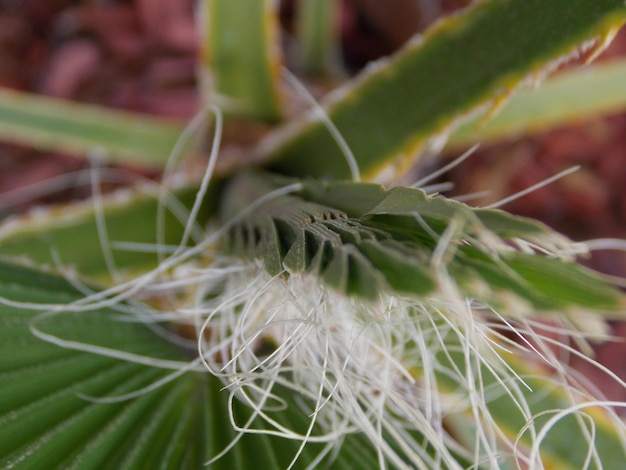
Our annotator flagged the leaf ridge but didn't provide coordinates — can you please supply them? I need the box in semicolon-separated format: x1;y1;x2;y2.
221;172;624;312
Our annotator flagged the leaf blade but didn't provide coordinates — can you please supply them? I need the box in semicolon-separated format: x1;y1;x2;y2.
202;0;283;121
0;88;185;166
0;260;379;469
257;0;626;180
222;172;624;314
449;57;626;148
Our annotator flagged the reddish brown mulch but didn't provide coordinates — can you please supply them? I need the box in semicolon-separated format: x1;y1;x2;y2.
0;0;198;208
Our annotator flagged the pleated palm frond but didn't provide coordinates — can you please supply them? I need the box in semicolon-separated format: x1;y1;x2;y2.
221;171;622;313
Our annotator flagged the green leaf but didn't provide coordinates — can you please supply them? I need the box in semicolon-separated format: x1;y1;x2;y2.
450;57;626;148
221;172;624;312
0;185;218;280
201;0;283;121
296;0;341;77
504;252;623;310
256;0;626;180
0;260;378;469
0;88;186;167
455;247;624;312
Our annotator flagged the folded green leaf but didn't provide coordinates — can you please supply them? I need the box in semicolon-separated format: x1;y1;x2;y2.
221;172;624;312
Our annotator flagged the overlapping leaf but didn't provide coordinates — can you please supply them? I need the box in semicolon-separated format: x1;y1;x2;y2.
221;172;623;312
0;260;379;469
0;185;218;280
201;0;283;121
258;0;626;181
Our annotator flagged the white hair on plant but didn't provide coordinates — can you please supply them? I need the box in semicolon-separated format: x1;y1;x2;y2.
87;149;122;284
519;400;626;470
152;190;623;468
179;257;536;467
5;179;626;469
3;102;626;469
412;143;479;188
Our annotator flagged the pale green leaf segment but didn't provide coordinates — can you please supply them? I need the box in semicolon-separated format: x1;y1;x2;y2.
0;88;185;166
221;172;623;311
260;0;626;181
0;260;381;469
201;0;283;121
296;0;340;76
440;347;626;469
450;57;626;148
0;185;218;280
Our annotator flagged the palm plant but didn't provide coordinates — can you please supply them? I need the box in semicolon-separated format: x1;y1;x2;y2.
2;0;626;468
